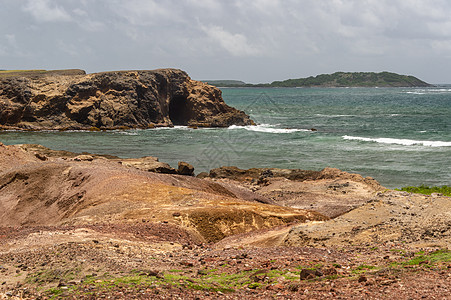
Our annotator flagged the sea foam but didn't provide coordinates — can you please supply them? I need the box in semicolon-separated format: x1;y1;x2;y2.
229;124;311;134
343;135;451;147
404;88;451;95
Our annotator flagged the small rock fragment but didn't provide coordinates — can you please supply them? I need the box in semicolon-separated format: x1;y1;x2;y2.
73;155;94;161
300;269;322;280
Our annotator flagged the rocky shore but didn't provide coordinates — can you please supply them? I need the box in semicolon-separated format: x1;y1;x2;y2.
0;69;254;130
0;143;450;299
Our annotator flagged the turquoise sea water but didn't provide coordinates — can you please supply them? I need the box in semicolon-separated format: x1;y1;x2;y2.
1;87;450;189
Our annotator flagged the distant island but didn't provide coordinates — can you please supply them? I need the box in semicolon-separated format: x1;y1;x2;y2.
204;71;432;88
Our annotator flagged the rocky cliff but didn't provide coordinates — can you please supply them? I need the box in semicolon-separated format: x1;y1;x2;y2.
0;69;254;130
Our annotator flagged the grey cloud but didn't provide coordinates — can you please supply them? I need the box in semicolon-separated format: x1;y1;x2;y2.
23;0;72;22
1;0;451;82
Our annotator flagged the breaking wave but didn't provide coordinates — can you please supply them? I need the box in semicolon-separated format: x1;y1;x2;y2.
404;88;451;95
229;124;312;134
343;135;451;147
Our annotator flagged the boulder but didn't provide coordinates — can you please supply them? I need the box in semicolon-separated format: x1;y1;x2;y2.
118;157;177;174
208;166;321;182
177;161;194;176
73;155;94;161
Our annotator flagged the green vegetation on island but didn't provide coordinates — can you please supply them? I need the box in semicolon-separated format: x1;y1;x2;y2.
204;71;431;88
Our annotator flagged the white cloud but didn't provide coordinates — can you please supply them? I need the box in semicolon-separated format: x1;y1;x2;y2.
201;25;262;57
113;0;177;26
186;0;222;11
23;0;72;22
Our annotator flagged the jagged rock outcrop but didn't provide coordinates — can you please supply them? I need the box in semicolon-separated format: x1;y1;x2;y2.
207;166;382;187
0;69;254;130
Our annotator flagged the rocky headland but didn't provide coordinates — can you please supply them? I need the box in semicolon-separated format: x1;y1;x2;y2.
0;143;449;299
0;69;254;130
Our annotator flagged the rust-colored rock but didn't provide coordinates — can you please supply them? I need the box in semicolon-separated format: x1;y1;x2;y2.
0;143;326;243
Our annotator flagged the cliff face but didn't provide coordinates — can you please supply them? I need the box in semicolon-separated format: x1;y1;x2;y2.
0;69;254;130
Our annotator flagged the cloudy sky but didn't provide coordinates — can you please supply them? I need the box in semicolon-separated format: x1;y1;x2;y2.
1;0;451;83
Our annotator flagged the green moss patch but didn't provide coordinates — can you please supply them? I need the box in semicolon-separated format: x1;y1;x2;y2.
396;185;451;196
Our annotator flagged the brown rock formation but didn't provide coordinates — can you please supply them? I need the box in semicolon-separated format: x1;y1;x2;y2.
207;166;384;218
282;190;451;248
0;144;325;243
0;69;254;130
177;161;195;176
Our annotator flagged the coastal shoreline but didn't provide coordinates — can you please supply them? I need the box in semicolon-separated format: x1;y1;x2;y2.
0;142;449;299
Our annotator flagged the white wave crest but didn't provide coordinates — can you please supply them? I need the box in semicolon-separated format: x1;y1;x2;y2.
229;124;311;134
153;126;189;130
404;88;451;95
115;131;139;135
343;135;451;147
315;114;356;118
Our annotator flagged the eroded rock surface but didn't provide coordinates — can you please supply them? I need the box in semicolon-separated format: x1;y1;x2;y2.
0;69;254;130
207;166;384;218
283;190;451;248
0;144;325;244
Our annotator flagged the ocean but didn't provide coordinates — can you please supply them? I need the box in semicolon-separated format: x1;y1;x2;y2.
1;87;450;189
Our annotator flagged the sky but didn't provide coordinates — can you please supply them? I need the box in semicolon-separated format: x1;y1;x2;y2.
1;0;451;83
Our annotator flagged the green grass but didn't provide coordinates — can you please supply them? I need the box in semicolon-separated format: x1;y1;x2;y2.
352;265;378;274
37;266;316;297
167;269;185;273
390;249;407;254
389;249;451;269
0;69;85;78
0;69;46;73
46;287;66;299
25;268;79;285
404;249;451;266
0;70;48;78
33;249;450;299
396;185;451;196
